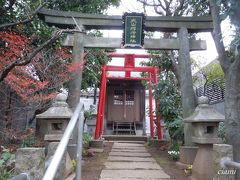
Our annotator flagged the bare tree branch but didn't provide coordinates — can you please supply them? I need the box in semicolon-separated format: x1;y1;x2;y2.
0;29;84;82
156;0;167;13
142;0;147;13
0;2;47;30
174;0;185;16
137;0;166;15
163;0;170;11
209;0;230;73
153;1;165;15
137;0;156;7
0;0;16;15
153;5;163;15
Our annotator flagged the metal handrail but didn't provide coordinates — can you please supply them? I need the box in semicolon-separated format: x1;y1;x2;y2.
42;102;84;180
220;157;240;169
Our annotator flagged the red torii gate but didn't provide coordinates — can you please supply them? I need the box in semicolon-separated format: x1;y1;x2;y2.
94;53;162;140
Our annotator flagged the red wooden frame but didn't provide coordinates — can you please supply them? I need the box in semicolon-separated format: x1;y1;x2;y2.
94;53;162;140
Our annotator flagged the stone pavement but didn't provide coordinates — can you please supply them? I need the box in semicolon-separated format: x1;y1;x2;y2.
99;142;172;180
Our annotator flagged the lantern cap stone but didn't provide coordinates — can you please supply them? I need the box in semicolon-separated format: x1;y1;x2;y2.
198;96;209;104
56;93;67;102
36;93;73;119
184;96;225;123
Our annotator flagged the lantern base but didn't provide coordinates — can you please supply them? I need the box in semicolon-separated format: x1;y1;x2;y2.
192;137;221;144
191;144;214;180
179;146;198;164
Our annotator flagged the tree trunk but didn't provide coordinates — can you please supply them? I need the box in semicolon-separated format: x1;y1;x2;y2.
93;84;97;105
5;89;12;128
224;62;240;179
210;0;240;178
178;27;197;146
67;32;84;110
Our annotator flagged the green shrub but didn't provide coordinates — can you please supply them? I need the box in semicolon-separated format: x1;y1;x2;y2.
21;135;35;148
83;133;92;145
0;152;15;166
0;151;15;180
0;168;14;180
167;139;181;161
218;122;226;143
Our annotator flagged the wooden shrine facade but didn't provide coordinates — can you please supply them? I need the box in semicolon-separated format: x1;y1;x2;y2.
95;53;160;139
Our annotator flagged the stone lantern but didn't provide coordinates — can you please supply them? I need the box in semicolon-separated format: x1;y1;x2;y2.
36;93;73;141
184;96;224;180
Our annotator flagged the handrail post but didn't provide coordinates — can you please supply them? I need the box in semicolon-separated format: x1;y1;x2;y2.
221;157;240;169
76;107;84;180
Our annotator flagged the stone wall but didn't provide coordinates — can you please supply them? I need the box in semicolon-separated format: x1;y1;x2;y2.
15;148;45;180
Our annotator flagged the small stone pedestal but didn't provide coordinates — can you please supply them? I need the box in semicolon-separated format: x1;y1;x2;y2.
90;139;104;149
86;118;96;136
89;139;104;153
185;96;224;180
86;107;97;137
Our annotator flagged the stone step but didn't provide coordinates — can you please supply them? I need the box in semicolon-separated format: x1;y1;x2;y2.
99;141;171;180
107;156;156;162
111;148;147;153
112;146;146;150
109;141;146;144
104;162;161;170
109;152;151;157
100;170;171;179
102;135;148;141
100;178;172;180
113;143;145;147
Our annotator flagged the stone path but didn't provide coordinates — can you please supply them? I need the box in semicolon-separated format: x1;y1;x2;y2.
99;142;172;180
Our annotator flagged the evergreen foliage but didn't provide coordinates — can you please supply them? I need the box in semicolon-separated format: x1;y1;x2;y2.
141;50;183;141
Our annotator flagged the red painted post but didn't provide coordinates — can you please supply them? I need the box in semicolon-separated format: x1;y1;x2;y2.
95;66;106;139
99;66;107;136
98;71;104;136
154;68;163;140
148;72;154;138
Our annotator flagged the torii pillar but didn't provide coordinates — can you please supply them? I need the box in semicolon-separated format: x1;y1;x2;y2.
178;27;196;146
67;27;85;110
177;27;199;167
